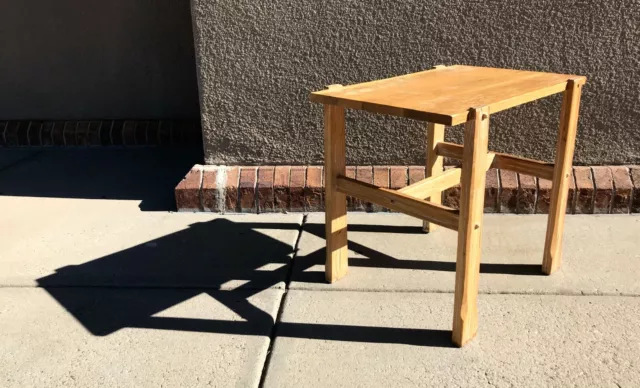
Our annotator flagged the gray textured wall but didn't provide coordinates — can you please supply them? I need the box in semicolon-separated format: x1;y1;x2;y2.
193;0;640;166
0;0;199;120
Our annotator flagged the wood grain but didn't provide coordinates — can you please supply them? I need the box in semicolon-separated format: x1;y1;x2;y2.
336;176;459;231
311;65;585;125
542;80;583;275
492;153;554;181
399;167;460;200
314;66;587;347
424;122;445;232
452;107;490;347
324;104;348;283
435;142;495;171
436;142;554;179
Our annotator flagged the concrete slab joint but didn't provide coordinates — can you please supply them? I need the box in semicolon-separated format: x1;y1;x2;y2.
175;164;640;215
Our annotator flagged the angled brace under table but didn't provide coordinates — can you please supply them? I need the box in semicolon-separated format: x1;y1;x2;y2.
310;65;586;347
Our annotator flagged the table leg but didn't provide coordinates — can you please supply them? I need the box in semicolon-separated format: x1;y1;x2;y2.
324;104;348;283
542;80;583;275
452;107;489;347
423;122;445;232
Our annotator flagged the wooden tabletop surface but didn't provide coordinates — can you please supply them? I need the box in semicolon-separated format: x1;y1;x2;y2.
311;65;586;125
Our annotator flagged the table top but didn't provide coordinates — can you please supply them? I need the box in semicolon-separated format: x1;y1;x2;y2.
311;65;586;126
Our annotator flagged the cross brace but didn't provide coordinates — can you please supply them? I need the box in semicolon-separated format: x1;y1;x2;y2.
336;175;459;231
435;142;554;180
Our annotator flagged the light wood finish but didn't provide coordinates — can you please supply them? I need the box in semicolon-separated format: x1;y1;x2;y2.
436;142;554;180
452;107;490;347
311;65;586;126
324;104;348;283
485;152;496;169
399;167;460;199
313;66;587;347
423;122;445;232
492;153;554;181
542;80;583;275
435;141;466;160
435;142;495;171
336;176;459;231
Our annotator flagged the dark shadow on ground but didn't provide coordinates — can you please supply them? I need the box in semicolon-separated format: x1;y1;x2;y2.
37;219;456;347
291;223;544;284
0;148;200;211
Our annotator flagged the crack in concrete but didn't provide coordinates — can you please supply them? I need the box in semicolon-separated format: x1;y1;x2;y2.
257;214;307;388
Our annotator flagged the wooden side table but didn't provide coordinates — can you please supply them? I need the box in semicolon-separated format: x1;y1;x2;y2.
310;65;586;346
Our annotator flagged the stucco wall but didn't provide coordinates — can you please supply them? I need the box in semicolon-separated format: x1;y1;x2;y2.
0;0;199;120
193;0;639;166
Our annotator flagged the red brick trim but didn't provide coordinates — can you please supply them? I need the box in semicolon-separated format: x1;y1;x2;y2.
257;166;275;213
175;165;640;214
304;166;323;212
408;166;425;185
355;166;372;211
498;169;517;214
389;166;408;190
201;166;218;211
239;167;258;213
372;166;390;212
591;166;613;214
345;166;357;209
273;166;290;212
537;172;575;215
610;166;633;214
574;167;594;214
175;165;202;212
484;168;499;213
517;173;537;214
0;119;201;147
443;166;460;209
289;166;306;212
630;166;640;213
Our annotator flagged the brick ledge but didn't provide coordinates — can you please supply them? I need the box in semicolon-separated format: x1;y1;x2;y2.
0;119;201;147
175;165;640;215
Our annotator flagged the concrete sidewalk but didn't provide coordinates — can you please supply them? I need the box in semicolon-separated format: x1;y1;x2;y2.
1;149;639;387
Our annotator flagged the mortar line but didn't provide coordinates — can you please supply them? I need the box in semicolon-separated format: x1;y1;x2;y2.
257;214;306;388
25;121;33;146
197;165;204;211
215;166;227;212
